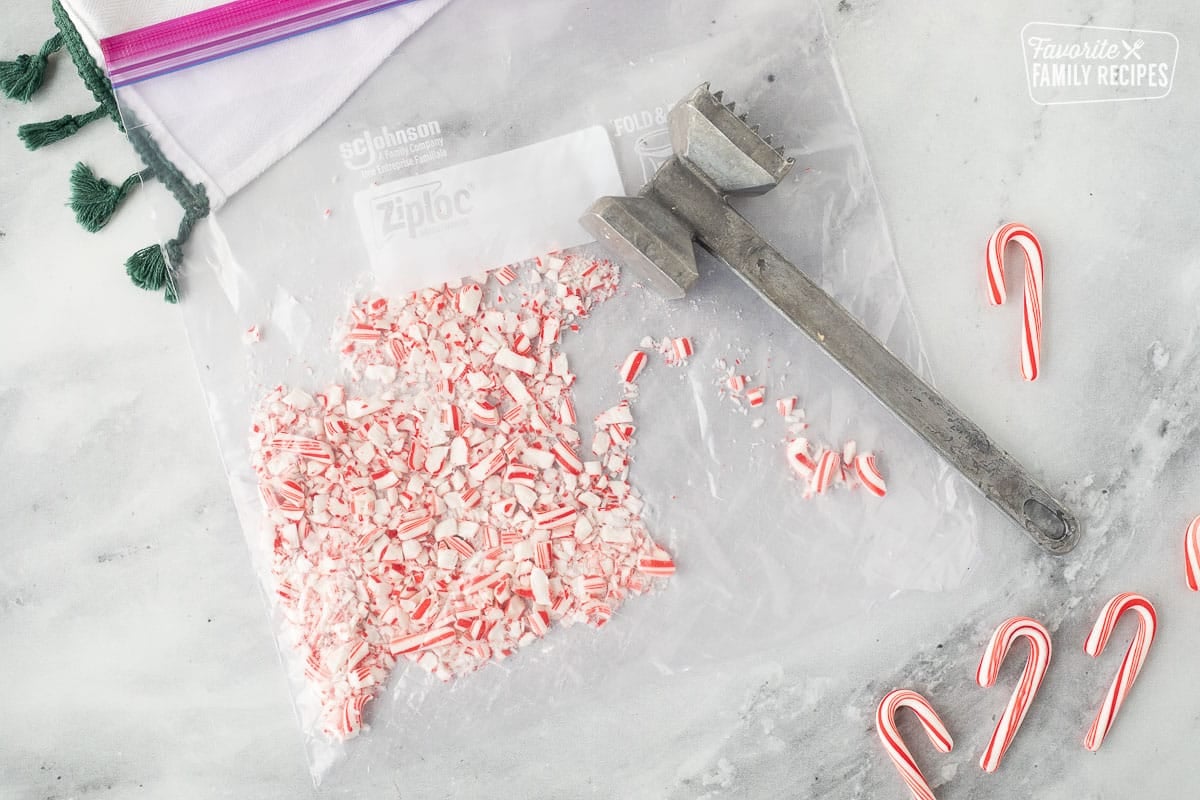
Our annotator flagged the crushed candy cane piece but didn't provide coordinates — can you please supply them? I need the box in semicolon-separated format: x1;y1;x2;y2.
620;350;648;384
855;453;887;497
811;449;841;494
786;438;816;475
672;337;694;362
493;265;518;285
250;254;672;742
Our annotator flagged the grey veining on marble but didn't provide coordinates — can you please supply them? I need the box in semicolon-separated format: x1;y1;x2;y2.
3;1;1199;798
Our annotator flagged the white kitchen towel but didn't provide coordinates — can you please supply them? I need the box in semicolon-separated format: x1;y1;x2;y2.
63;0;449;208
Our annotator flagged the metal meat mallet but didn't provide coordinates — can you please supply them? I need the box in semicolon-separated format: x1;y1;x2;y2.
581;83;1079;555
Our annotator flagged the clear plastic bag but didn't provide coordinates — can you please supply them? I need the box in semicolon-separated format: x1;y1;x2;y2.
111;0;986;786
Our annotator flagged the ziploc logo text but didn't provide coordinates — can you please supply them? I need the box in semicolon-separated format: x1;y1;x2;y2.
373;179;472;240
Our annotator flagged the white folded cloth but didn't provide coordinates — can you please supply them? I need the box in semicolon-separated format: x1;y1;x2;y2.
62;0;448;207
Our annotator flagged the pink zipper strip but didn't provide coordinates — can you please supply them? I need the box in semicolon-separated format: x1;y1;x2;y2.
101;0;421;88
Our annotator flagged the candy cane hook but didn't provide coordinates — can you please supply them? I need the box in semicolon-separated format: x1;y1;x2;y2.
975;616;1052;772
985;223;1044;381
1184;516;1200;591
1082;592;1157;751
876;689;954;800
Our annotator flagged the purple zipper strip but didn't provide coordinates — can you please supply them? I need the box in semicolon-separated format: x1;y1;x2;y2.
101;0;421;88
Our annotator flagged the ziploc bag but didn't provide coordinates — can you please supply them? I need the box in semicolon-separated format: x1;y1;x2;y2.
109;0;987;786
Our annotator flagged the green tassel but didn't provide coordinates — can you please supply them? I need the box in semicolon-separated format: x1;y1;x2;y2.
0;33;62;102
120;181;207;303
126;242;181;302
69;163;146;232
125;244;168;292
18;105;106;150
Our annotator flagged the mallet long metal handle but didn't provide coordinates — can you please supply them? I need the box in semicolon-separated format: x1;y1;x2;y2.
649;160;1079;554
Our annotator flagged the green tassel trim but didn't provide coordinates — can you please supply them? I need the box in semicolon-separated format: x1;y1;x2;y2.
125;120;210;304
126;246;180;304
125;244;168;292
123;243;179;304
51;0;122;129
0;32;63;102
69;162;149;232
125;206;202;303
18;105;106;150
0;1;199;304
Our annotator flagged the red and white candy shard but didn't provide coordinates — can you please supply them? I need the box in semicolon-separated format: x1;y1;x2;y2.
855;453;887;497
781;436;886;500
250;255;674;741
876;688;953;800
811;449;841;494
785;438;816;475
620;350;648;384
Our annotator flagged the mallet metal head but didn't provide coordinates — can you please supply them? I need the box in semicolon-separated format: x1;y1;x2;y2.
580;83;793;299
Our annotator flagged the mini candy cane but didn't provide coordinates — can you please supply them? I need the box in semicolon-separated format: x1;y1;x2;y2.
1185;515;1200;591
876;689;954;800
975;616;1052;772
1082;592;1157;751
985;223;1044;381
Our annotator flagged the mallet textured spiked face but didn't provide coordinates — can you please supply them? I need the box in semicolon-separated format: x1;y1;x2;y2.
668;83;794;195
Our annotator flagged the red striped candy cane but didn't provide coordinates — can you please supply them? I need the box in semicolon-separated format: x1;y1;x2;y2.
1185;516;1200;591
985;223;1044;381
1082;592;1157;751
876;689;954;800
975;616;1052;772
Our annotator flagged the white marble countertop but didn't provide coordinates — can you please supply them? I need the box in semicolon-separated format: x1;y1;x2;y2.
3;1;1198;798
